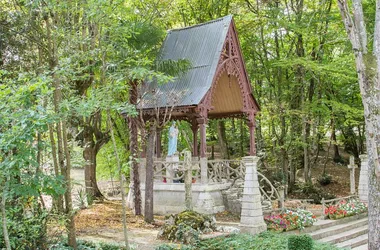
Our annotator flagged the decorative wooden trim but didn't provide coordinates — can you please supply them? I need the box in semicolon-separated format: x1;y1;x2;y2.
200;20;259;123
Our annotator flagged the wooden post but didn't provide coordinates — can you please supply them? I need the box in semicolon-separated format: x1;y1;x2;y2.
197;117;208;184
347;156;358;195
191;120;198;157
197;118;207;158
247;121;256;156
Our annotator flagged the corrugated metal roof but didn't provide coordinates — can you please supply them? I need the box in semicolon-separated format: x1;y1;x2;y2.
138;15;232;109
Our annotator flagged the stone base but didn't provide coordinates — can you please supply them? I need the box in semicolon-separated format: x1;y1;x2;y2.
127;182;229;215
239;223;267;235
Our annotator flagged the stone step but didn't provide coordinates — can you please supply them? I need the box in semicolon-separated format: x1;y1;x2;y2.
318;225;368;245
336;234;368;249
285;213;368;235
310;218;368;240
352;243;368;250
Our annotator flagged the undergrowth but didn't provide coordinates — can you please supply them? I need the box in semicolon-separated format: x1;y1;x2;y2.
155;231;345;250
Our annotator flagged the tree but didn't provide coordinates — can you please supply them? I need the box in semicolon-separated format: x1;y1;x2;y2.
337;0;380;249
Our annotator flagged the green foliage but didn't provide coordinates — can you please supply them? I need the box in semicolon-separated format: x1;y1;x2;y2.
50;239;124;250
288;235;313;250
294;183;336;204
158;211;216;244
0;202;48;249
318;174;332;186
156;231;342;250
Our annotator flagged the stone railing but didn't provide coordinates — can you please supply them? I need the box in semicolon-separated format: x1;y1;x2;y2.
207;160;245;183
153;160;200;183
207;159;280;203
151;158;281;209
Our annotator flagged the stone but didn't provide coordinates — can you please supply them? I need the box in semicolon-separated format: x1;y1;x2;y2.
239;156;267;234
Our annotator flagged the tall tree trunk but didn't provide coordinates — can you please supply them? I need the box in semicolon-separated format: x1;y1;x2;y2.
108;111;130;249
1;182;11;250
48;124;64;212
331;120;342;162
62;120;77;249
217;121;229;159
144;125;156;223
129;80;142;215
338;1;380;248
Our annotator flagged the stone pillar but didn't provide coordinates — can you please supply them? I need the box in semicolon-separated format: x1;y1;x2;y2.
358;154;369;202
239;156;267;234
200;157;208;184
139;158;146;184
347;155;357;195
247;121;256;156
156;128;162;158
191;120;198;157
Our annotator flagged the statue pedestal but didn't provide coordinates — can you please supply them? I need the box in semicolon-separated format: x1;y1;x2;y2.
166;154;179;183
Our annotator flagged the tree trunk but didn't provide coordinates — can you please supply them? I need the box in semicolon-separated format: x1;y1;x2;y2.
217;120;229;159
337;1;380;248
62;120;77;249
108;110;130;249
129;80;142;215
144;125;156;223
331;121;342;162
83;125;106;203
1;183;11;250
48;124;64;212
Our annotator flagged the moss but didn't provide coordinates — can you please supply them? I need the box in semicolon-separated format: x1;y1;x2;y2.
158;211;216;243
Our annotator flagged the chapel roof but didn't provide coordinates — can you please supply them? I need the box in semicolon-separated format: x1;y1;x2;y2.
138;15;233;109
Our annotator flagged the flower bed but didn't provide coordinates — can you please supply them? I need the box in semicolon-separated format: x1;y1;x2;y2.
264;209;317;232
324;199;367;219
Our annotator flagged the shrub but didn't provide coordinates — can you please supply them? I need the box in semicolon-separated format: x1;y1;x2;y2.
294;183;336;203
288;234;313;250
318;174;332;186
157;211;216;244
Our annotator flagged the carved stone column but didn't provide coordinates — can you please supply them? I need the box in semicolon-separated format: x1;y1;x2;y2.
239;156;267;234
247;121;256;156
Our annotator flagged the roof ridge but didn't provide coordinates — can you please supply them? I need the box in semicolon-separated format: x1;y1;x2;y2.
168;15;232;33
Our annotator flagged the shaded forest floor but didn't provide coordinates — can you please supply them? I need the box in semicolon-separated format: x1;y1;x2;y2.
67;148;359;249
74;201;166;249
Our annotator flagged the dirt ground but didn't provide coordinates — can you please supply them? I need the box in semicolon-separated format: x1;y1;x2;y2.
69;149;358;248
74;201;166;249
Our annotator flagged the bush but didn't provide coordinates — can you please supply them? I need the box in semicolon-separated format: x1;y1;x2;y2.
157;211;216;244
318;174;332;186
49;239;123;249
294;183;336;203
288;234;313;250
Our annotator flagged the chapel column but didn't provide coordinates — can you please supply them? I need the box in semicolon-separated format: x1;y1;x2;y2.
191;119;198;158
247;120;256;156
197;117;208;184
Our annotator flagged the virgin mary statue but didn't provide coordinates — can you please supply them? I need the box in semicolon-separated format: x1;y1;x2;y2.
168;121;179;156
